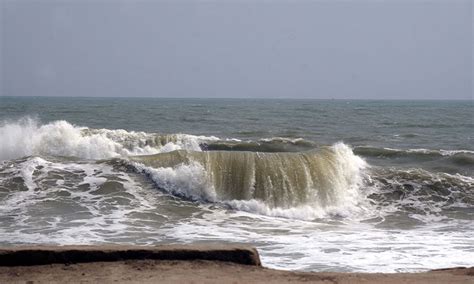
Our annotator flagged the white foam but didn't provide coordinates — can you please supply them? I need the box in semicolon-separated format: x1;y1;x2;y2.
132;161;217;202
0;156;163;245
0;117;214;161
366;168;474;224
80;176;107;190
162;207;474;272
259;137;307;144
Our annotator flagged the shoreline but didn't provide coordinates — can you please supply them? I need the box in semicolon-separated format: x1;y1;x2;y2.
0;245;472;283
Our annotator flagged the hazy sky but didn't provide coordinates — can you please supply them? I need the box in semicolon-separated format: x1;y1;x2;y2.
1;0;472;99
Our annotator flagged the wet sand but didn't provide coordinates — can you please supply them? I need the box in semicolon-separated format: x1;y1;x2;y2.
0;245;472;283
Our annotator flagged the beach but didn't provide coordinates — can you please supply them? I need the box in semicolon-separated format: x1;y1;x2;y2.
1;245;473;283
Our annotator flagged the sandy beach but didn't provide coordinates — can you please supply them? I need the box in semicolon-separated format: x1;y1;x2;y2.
0;245;472;283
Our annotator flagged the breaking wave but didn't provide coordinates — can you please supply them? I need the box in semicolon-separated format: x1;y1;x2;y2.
0;117;212;161
129;143;369;219
1;118;472;221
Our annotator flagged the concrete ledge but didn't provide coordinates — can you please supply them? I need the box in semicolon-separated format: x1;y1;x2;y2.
0;244;261;267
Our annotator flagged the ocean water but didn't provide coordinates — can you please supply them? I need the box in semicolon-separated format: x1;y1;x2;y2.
0;96;472;272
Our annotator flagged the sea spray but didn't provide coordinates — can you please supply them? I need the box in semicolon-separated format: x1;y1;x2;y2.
0;118;211;161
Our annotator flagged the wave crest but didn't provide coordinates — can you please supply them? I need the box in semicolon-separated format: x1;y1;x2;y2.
0;118;210;161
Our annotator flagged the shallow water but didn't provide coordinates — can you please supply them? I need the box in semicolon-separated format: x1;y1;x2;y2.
0;97;472;272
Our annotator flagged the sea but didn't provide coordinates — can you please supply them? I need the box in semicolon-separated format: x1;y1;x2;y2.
0;96;472;272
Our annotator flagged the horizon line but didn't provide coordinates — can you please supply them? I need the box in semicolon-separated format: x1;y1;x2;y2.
1;95;472;101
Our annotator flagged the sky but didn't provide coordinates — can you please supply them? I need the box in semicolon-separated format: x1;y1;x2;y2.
0;0;472;99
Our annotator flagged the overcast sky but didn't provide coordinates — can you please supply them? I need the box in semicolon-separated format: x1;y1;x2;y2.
0;0;472;99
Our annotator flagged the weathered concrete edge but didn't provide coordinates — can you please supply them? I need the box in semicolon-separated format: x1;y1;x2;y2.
0;245;261;267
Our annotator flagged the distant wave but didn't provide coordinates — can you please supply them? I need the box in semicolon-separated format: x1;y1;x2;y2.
354;146;474;166
354;146;474;156
201;137;317;152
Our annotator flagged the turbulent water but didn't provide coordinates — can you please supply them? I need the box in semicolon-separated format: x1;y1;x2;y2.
0;97;473;272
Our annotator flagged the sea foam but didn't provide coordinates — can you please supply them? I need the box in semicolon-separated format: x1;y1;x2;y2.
0;118;209;161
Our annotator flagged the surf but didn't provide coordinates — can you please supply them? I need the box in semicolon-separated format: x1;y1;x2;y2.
0;117;210;161
128;143;368;218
